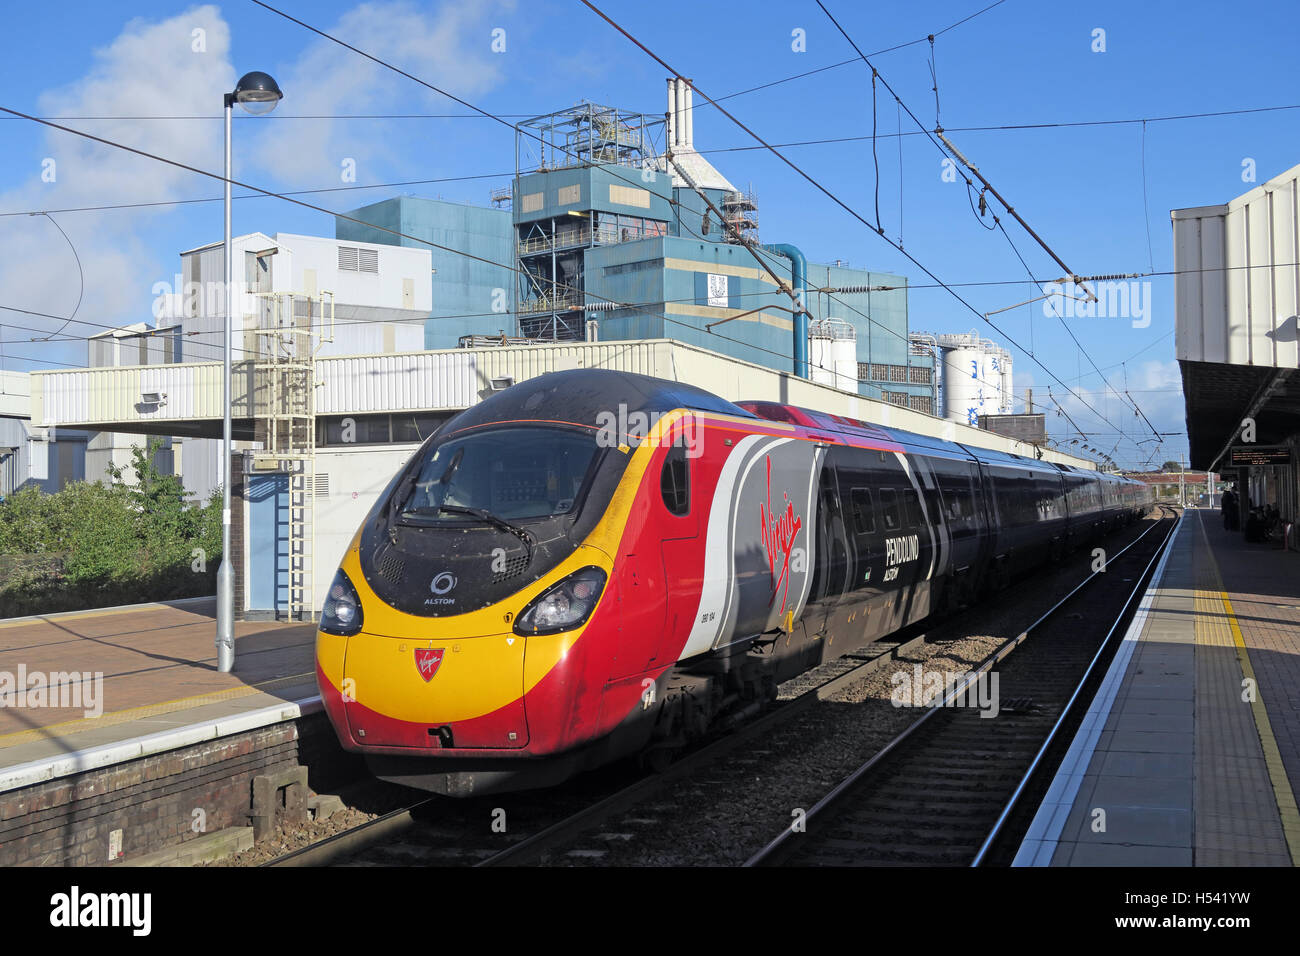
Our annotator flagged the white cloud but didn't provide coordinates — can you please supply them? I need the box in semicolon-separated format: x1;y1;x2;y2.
0;1;512;371
0;5;234;364
1014;358;1186;467
248;0;512;186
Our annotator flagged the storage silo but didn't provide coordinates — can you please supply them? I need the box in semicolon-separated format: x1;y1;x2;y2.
995;348;1014;413
933;332;1011;424
808;318;858;392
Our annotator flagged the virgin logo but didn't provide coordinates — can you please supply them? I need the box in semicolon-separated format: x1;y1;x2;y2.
760;456;803;614
414;648;445;682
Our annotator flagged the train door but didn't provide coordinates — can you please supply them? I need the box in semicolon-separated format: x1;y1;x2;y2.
805;455;852;640
655;441;700;669
827;452;888;643
971;460;999;584
611;442;696;679
933;458;981;604
874;483;924;632
899;455;942;625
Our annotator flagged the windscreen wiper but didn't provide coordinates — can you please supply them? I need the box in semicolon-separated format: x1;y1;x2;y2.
394;502;536;567
384;471;418;544
434;504;536;556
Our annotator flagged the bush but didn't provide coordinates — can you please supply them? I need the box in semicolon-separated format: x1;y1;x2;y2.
0;440;222;617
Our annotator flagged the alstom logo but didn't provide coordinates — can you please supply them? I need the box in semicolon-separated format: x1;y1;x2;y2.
424;571;458;606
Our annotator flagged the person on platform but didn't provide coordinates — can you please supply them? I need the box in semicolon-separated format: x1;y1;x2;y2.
1245;506;1266;542
1222;488;1237;530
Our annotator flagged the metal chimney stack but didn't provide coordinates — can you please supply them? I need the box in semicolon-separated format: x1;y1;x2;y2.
667;77;694;149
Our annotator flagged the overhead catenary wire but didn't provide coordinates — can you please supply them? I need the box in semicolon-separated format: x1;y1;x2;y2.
807;1;1157;457
31;213;84;341
994;217;1156;448
578;0;1146;465
0;2;1168;465
10;102;1296;144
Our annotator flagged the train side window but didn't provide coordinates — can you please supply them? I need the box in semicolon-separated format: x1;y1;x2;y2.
849;487;875;534
879;488;902;532
660;445;689;516
923;486;943;525
901;488;923;528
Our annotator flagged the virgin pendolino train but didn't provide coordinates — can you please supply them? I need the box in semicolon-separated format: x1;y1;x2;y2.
316;369;1153;795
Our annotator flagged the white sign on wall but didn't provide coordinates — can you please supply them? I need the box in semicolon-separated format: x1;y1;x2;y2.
707;273;729;308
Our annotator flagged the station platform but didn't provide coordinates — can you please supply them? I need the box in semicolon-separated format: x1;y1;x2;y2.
0;597;319;793
1016;507;1300;866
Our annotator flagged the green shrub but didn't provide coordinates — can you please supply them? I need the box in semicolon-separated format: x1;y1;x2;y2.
0;439;222;616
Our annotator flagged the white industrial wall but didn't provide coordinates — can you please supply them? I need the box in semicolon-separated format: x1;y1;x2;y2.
1175;161;1300;368
33;338;1097;470
0;417;31;495
310;443;421;609
178;437;221;502
276;233;432;313
172;231;433;365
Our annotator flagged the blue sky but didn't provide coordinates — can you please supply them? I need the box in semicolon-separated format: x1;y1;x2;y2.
2;0;1299;468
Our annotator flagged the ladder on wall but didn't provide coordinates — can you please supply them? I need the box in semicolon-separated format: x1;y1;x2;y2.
251;291;334;622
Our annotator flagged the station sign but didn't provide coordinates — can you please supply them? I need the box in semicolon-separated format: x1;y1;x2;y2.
1228;444;1292;467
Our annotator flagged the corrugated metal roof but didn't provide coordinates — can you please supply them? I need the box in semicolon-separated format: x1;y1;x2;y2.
1174;161;1300;369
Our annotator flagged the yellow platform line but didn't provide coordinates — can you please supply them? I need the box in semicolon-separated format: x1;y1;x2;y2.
1198;515;1300;865
0;599;212;631
0;672;316;748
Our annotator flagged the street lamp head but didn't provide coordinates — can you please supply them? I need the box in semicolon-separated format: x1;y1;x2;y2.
232;71;283;115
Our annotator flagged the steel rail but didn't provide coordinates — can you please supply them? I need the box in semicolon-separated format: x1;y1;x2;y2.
970;506;1181;865
474;634;926;867
262;800;431;868
743;505;1175;867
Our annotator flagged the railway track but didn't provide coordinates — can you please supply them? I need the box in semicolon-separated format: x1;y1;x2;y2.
265;632;928;867
264;509;1172;868
745;505;1179;867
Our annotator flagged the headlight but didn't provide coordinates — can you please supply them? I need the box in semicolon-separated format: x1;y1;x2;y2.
320;570;364;636
514;566;607;636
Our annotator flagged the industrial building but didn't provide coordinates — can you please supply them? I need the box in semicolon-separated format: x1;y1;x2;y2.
0;370;85;496
85;323;183;483
30;338;1092;620
21;78;1070;620
1175;159;1300;531
156;230;434;499
336;83;937;412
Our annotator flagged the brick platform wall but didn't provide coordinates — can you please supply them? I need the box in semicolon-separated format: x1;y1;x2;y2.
0;712;357;866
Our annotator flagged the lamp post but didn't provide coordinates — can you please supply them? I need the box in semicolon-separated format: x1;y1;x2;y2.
217;71;283;674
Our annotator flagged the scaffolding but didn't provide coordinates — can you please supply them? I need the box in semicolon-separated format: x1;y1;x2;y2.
249;291;334;622
515;101;664;174
722;185;759;242
511;102;667;342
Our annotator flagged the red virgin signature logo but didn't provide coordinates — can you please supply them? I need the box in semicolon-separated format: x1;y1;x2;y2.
760;456;803;614
414;647;445;682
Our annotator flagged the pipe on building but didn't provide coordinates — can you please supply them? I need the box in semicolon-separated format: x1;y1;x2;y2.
681;78;691;146
684;79;693;148
666;78;677;146
763;243;810;378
